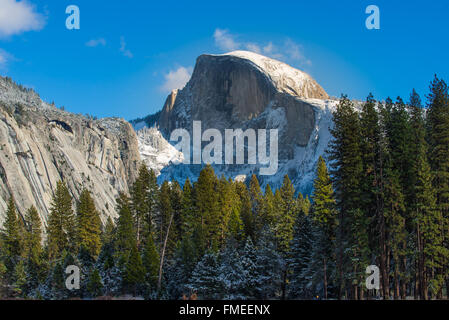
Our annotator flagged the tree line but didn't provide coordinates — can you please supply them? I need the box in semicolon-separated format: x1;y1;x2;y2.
0;75;448;300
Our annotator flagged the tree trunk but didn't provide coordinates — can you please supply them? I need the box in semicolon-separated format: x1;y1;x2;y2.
323;257;328;300
157;212;174;292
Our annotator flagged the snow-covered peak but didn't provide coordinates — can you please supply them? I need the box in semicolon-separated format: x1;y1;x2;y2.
0;76;55;110
212;50;329;99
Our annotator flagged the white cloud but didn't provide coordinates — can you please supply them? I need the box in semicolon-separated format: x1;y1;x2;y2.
284;39;311;66
213;28;311;68
0;49;14;70
86;38;106;47
245;43;261;54
161;66;193;92
0;0;45;38
120;36;133;58
214;28;240;52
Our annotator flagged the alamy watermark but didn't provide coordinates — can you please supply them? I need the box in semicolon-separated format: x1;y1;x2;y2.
365;265;380;290
66;5;80;30
65;265;80;290
170;121;279;176
365;5;380;30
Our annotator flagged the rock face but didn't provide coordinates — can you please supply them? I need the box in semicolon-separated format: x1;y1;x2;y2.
137;51;338;194
0;77;140;226
158;51;327;144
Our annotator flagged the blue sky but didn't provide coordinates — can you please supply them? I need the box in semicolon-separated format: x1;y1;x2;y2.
0;0;448;120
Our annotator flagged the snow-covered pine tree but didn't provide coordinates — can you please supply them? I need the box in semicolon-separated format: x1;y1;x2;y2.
288;213;314;299
187;251;222;300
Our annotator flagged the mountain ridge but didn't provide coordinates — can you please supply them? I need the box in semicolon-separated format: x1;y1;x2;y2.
134;51;339;194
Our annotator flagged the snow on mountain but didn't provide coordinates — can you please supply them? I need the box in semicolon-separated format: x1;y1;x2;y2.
0;76;140;224
219;51;329;100
136;127;183;176
133;51;339;194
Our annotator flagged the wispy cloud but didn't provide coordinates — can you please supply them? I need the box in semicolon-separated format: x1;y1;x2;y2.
86;38;106;47
0;49;14;71
214;28;240;52
161;66;193;93
120;36;133;58
0;0;46;38
213;28;311;67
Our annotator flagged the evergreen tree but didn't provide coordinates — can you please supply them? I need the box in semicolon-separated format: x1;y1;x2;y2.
13;260;27;296
426;75;449;296
77;189;102;258
188;251;222;299
142;232;160;289
87;268;103;298
254;228;283;299
2;197;24;259
24;206;42;263
328;95;364;299
288;213;314;299
236;181;253;241
180;178;195;238
131;164;151;247
102;216;115;246
414;141;440;299
47;181;76;260
310;156;337;299
123;245;145;296
24;206;43;293
194;165;220;252
218;240;246;299
249;175;264;237
114;192;137;264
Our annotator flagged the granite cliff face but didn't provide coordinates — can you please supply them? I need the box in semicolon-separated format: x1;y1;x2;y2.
136;51;338;194
158;51;327;147
0;77;140;226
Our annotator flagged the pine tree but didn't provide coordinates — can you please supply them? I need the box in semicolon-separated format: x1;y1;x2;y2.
77;189;102;258
275;175;298;255
123;245;145;296
217;240;246;299
414;141;440;299
166;237;197;299
328;95;364;299
180;178;195;239
102;216;115;246
194;165;220;251
254;228;283;299
142;232;159;289
384;167;406;299
310;156;337;299
47;181;76;260
215;176;234;247
227;180;244;242
288;213;314;299
408;89;427;299
24;206;43;293
249;175;264;237
87;268;103;298
260;184;275;229
2;197;24;259
145;169;159;235
426;75;449;297
239;238;259;299
131;164;151;247
236;181;253;241
13;260;27;295
24;206;42;263
114;192;137;264
188;251;222;299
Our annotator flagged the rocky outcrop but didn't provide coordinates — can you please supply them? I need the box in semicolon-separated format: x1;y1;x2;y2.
0;77;140;226
132;51;338;194
158;51;327;145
